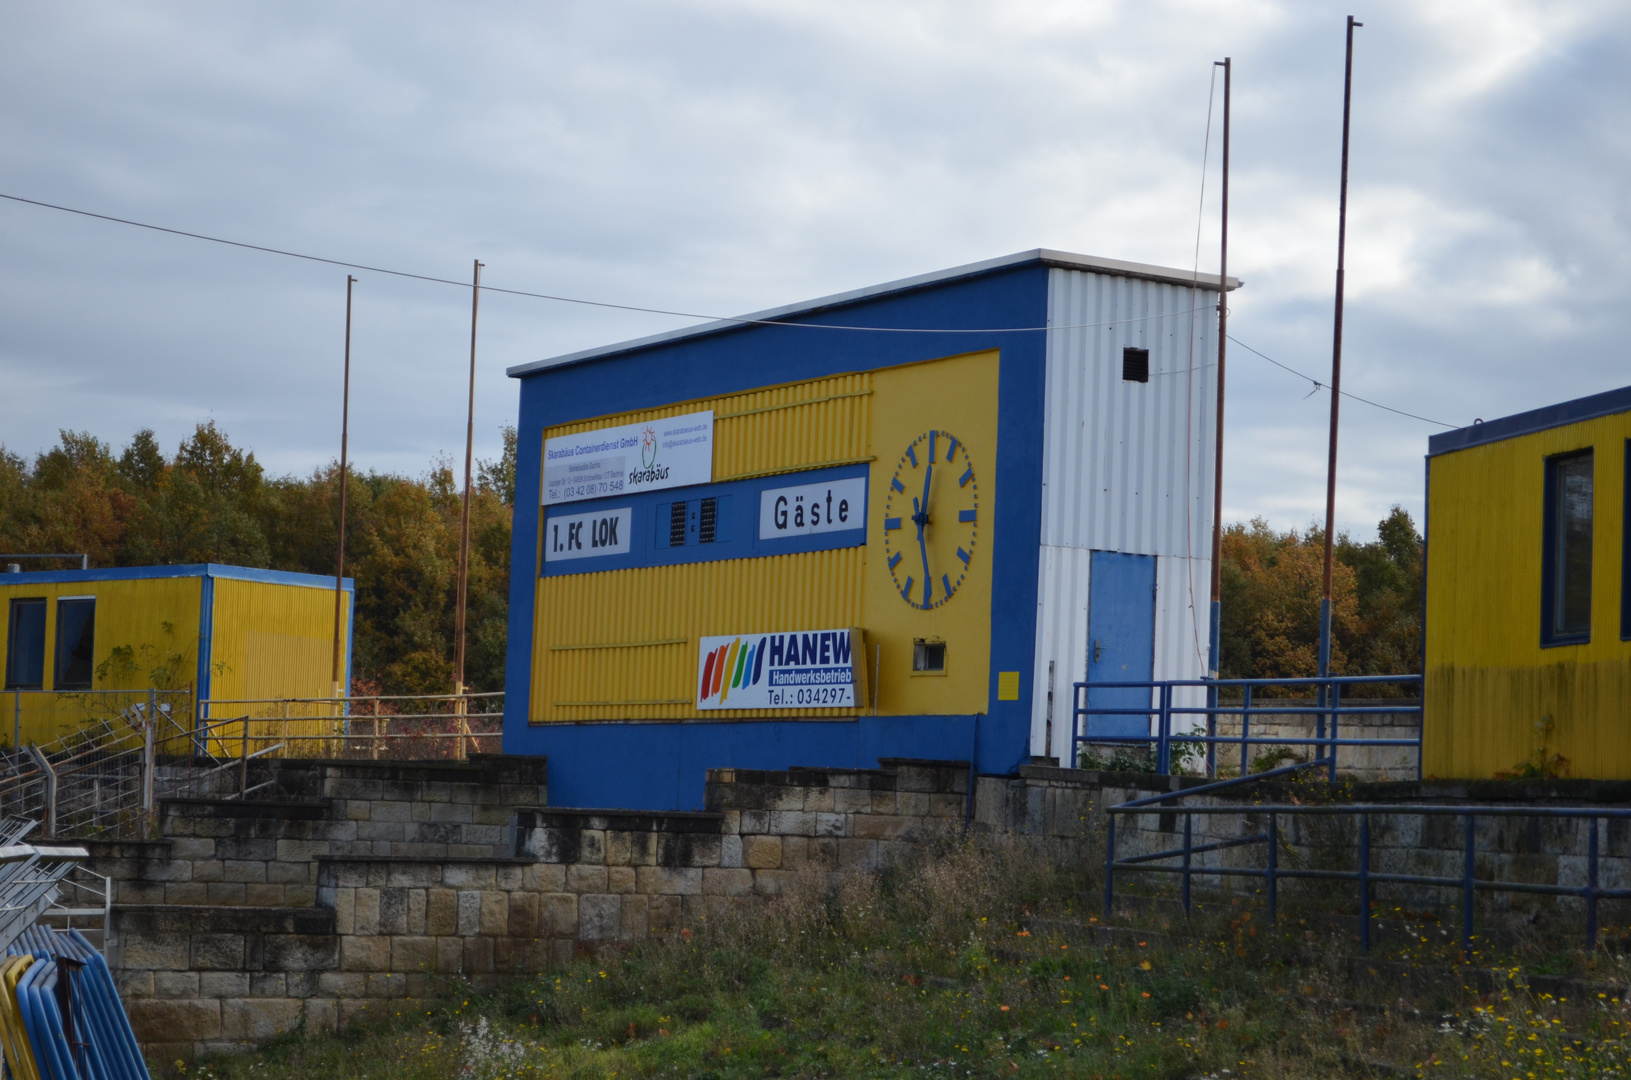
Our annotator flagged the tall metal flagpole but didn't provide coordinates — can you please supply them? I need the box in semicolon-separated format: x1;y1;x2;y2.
1207;57;1231;679
332;275;356;697
454;260;483;708
1320;17;1362;678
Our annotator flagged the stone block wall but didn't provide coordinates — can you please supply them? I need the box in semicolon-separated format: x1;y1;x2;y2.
114;906;338;1063
97;751;1631;1062
88;756;548;911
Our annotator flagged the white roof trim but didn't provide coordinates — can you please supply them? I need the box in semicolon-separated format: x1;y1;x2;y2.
507;248;1243;378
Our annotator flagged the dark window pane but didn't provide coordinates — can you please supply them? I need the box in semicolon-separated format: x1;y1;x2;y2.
669;502;688;547
54;598;95;691
912;640;946;672
6;599;46;690
1553;452;1593;637
699;498;717;544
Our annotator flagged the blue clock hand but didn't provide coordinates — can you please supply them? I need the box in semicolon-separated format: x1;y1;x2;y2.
916;463;933;604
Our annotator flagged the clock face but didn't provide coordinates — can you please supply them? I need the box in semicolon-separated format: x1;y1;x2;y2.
883;429;979;610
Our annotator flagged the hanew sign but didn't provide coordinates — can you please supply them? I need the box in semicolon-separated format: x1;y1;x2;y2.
696;628;864;710
542;410;713;505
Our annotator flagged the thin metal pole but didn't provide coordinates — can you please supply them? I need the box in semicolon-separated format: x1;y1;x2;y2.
1208;56;1231;678
1205;683;1217;778
1358;812;1371;952
1182;813;1193;914
1157;684;1172;774
1240;684;1252;775
1320;16;1362;679
1329;680;1342;781
454;260;483;698
332;276;355;696
143;688;156;814
1587;816;1600;950
1266;812;1279;923
1462;813;1476;958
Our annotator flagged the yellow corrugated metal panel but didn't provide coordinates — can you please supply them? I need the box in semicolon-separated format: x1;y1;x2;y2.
544;372;874;483
861;350;997;718
1423;410;1631;778
534;547;866;721
531;349;1003;723
0;576;201;745
208;577;350;701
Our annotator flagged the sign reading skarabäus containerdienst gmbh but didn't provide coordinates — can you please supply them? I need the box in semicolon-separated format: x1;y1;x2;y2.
696;629;861;710
542;410;713;505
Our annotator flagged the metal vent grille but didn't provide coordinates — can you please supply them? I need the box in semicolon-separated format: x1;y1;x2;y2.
668;502;688;546
699;498;717;544
1122;347;1150;383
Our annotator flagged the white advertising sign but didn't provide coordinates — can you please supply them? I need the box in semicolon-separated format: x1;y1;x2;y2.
758;477;867;540
543;507;632;562
696;628;861;710
542;410;713;505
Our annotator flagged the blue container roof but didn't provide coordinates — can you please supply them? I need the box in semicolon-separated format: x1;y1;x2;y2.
508;248;1242;379
1428;383;1631;457
0;562;352;589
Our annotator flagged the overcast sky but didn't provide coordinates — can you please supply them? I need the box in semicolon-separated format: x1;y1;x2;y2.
3;0;1627;539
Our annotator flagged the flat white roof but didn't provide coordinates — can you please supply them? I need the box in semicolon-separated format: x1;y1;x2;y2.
508;248;1243;378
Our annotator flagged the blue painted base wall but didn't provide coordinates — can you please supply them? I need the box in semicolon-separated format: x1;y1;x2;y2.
503;716;980;811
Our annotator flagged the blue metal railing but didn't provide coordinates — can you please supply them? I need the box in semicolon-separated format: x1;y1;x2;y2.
1102;764;1631;954
1073;675;1422;780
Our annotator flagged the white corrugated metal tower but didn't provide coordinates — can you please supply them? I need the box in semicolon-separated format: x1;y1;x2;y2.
1030;265;1226;757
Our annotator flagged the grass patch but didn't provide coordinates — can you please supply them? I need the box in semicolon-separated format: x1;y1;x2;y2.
179;837;1631;1078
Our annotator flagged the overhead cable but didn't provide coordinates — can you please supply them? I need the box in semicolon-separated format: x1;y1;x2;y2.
0;191;1206;334
1227;334;1456;428
0;190;1462;428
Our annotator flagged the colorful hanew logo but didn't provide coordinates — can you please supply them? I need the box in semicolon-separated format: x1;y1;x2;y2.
697;636;767;705
641;426;659;470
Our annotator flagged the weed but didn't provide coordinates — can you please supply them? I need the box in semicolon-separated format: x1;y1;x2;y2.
183;836;1631;1078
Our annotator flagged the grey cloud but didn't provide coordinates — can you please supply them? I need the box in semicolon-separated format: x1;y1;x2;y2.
2;0;1629;539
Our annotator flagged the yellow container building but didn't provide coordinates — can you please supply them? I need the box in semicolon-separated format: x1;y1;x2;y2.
1424;386;1631;778
0;563;353;747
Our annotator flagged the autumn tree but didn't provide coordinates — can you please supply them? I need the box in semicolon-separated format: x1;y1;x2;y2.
0;423;515;697
1218;507;1423;690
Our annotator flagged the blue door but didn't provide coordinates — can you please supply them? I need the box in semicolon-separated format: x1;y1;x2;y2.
1084;551;1156;740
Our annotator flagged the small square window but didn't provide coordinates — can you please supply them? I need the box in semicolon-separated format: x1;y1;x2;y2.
912;639;946;674
1122;347;1150;383
1542;449;1593;645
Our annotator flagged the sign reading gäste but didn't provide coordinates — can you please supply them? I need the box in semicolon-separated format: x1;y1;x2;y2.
758;477;866;540
542;410;713;505
696;628;861;709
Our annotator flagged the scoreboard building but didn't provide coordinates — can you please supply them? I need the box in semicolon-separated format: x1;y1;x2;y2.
503;250;1238;809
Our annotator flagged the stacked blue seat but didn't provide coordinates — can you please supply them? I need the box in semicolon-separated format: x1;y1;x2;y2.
4;929;148;1080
